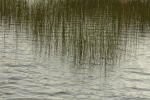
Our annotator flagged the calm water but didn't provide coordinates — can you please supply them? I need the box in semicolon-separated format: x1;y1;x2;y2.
0;0;150;100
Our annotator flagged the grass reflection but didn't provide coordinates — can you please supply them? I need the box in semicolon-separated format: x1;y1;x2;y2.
0;0;150;67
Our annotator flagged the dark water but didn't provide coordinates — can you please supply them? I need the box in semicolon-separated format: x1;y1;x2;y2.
0;0;150;99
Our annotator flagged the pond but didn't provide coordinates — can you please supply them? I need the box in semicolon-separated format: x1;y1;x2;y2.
0;0;150;99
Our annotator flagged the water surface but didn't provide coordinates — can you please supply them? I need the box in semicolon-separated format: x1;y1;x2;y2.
0;0;150;99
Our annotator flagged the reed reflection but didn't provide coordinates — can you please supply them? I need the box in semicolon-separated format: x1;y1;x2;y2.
119;0;130;4
0;0;150;73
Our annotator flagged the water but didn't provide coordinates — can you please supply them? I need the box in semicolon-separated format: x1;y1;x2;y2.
0;0;150;99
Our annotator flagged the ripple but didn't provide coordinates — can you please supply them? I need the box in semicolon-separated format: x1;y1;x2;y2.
8;77;21;80
3;64;37;68
131;87;150;91
126;71;150;76
121;97;150;100
53;91;71;96
7;98;46;100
